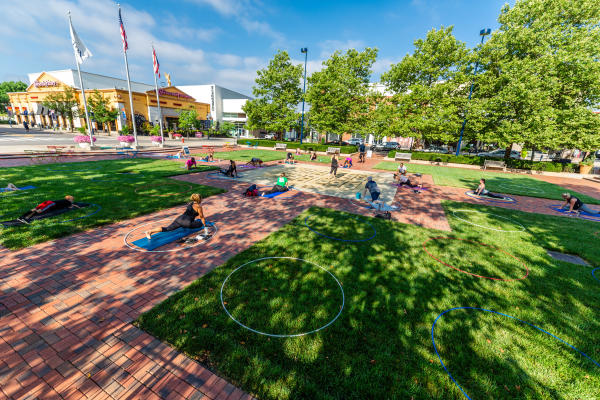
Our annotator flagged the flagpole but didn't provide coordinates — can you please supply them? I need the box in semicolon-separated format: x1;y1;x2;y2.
68;11;93;146
118;4;138;148
152;44;164;148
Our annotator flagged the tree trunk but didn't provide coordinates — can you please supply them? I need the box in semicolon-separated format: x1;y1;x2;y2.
504;145;512;159
530;146;535;161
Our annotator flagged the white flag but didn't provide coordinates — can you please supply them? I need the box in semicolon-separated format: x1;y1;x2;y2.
69;19;92;64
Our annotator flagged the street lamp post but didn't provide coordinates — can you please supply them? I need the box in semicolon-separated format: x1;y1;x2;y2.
456;28;491;156
300;47;308;145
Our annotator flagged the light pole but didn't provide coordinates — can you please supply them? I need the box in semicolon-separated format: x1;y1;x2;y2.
456;28;491;156
300;47;308;144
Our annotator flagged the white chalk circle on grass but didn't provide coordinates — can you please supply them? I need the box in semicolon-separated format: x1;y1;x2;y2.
496;182;545;194
451;209;526;233
220;256;345;338
123;217;218;253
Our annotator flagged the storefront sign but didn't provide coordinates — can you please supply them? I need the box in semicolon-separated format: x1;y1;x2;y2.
158;89;193;100
34;81;59;88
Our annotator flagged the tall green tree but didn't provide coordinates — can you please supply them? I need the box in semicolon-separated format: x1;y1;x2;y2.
472;0;600;156
381;27;470;146
307;48;378;141
178;109;199;137
0;81;27;111
243;51;303;139
41;87;81;132
87;90;119;133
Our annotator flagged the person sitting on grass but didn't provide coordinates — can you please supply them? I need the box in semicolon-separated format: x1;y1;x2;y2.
145;193;208;240
185;157;197;170
262;173;289;196
560;193;600;216
248;157;263;167
4;183;18;191
310;151;318;161
343;157;353;168
220;160;238;178
18;195;79;224
286;152;295;164
474;178;504;199
295;147;301;155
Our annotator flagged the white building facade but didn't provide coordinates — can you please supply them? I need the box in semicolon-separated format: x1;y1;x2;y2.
178;85;252;137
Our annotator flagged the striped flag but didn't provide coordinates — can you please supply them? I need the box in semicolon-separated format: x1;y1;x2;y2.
152;46;160;78
118;8;128;51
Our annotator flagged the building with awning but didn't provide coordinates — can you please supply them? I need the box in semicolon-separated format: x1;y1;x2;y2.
7;69;210;133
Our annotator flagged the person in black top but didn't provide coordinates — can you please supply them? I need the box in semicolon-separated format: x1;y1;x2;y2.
330;154;339;177
561;193;600;215
145;193;207;239
248;157;263;167
286;152;295;164
358;143;366;163
18;195;78;224
221;160;238;177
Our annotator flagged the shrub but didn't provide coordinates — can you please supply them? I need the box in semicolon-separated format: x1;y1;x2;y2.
244;139;358;154
118;135;135;143
150;136;163;143
77;127;86;134
73;135;96;144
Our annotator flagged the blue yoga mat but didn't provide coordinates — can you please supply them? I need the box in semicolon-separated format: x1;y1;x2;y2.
132;226;204;250
549;205;600;221
0;185;35;193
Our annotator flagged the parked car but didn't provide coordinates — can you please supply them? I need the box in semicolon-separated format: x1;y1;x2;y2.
373;142;399;151
263;133;275;139
476;149;521;159
422;145;451;154
346;138;364;146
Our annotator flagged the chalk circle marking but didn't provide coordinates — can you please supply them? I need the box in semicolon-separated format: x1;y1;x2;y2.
432;306;600;400
52;203;102;224
304;214;376;242
348;198;375;210
46;165;102;172
134;182;194;197
422;237;529;281
220;256;345;338
496;182;545;194
450;209;526;233
465;191;516;204
206;172;241;181
123;217;217;253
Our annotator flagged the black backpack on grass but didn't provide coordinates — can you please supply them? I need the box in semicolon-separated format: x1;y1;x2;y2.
244;184;259;197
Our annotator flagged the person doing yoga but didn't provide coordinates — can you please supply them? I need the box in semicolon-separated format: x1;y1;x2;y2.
248;157;263;167
18;195;78;224
560;193;600;215
286;152;295;164
3;183;18;191
261;173;289;196
343;157;353;168
397;171;417;187
201;153;214;162
310;151;317;161
145;193;207;239
362;177;381;202
474;179;504;198
185;157;197;170
221;160;238;177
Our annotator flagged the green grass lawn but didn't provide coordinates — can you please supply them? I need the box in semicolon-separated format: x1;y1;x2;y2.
374;161;600;204
194;149;287;163
0;159;223;249
138;204;600;399
293;154;331;164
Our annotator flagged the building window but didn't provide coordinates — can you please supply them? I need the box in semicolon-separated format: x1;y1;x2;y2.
223;112;245;119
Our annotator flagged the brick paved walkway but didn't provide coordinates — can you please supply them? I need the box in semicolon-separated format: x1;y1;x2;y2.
2;155;599;399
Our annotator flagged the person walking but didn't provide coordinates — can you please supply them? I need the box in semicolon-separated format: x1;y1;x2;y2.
330;154;339;178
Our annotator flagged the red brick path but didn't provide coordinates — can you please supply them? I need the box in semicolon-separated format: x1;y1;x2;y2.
1;154;598;399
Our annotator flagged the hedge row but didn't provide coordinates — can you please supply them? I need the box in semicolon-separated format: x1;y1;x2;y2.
242;139;358;154
388;150;575;172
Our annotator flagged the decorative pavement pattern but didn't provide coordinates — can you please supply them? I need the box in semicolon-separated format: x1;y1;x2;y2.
1;152;598;399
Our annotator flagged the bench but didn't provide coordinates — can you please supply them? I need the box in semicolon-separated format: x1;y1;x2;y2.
394;152;412;162
274;143;287;151
484;159;506;171
326;147;341;155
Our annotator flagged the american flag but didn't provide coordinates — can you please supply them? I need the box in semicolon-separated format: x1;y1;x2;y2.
118;8;128;51
152;47;160;78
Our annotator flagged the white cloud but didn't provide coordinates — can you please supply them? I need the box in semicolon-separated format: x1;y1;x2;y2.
318;39;366;58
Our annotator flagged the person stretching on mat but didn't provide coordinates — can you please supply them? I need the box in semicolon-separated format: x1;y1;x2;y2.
18;195;78;224
286;152;295;164
145;193;207;239
362;177;381;202
474;179;504;199
3;183;18;191
560;193;600;215
201;153;214;162
221;160;238;177
394;163;407;182
185;157;197;170
248;157;263;167
397;171;417;187
343;157;353;168
261;173;289;196
310;151;317;161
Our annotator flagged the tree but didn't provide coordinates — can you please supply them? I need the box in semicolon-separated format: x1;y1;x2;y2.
0;81;27;111
41;87;81;132
381;27;470;147
220;121;236;136
87;90;119;133
472;0;600;156
306;48;378;142
243;50;303;140
363;92;402;144
178;109;199;137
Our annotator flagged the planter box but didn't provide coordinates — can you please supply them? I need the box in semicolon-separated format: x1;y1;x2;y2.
151;141;162;147
78;142;91;149
579;165;593;174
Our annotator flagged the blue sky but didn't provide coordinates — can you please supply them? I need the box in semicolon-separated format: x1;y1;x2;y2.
1;0;512;96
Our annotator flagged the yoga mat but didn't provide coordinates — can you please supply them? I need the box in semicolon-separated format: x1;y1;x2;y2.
132;226;205;251
465;191;516;203
0;185;36;193
549;205;600;221
1;202;91;227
